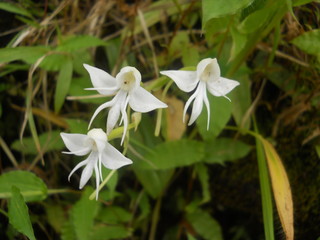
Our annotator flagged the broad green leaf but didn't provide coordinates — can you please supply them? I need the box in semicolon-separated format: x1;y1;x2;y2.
202;0;253;27
54;58;73;112
11;130;64;155
0;171;47;202
71;187;100;240
182;46;200;66
315;145;320;159
133;168;173;198
204;138;251;164
195;164;211;203
8;186;36;240
90;225;131;240
97;206;132;224
291;29;320;56
61;218;76;240
238;7;272;34
0;2;32;18
197;94;232;140
293;0;315;6
240;0;266;21
230;27;247;61
142;140;205;169
40;53;70;71
0;46;49;64
187;208;223;240
45;204;66;233
261;138;294;240
56;35;108;52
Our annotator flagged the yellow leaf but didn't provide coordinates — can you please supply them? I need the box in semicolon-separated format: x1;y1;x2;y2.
165;96;187;140
262;138;294;240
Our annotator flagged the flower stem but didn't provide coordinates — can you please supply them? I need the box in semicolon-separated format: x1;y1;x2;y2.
89;169;116;200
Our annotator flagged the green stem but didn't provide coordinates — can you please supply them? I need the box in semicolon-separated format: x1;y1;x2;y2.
149;197;162;240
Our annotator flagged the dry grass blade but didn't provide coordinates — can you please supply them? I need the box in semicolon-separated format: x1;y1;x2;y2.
261;138;294;240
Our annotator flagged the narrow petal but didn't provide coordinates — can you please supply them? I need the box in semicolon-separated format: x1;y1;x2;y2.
120;102;128;145
128;87;167;113
160;70;198;92
101;143;133;169
94;161;100;200
207;77;240;98
79;152;98;189
197;58;220;82
188;84;205;126
88;100;114;129
85;87;118;95
60;133;91;156
182;83;200;122
83;64;118;95
202;86;211;130
106;104;121;135
68;158;90;181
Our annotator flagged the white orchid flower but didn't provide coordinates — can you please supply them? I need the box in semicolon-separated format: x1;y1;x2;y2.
84;64;167;144
160;58;239;129
60;128;132;200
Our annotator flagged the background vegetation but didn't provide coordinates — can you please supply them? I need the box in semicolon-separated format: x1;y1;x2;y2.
0;0;319;239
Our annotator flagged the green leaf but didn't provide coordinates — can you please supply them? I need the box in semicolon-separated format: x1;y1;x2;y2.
45;204;66;233
8;186;36;240
57;35;108;52
141;140;205;169
230;66;252;130
61;217;76;240
97;206;132;224
133;168;173;198
202;0;253;27
71;187;100;240
65;119;89;134
195;164;211;203
204;138;251;164
54;57;73;112
238;7;272;34
254;123;275;240
11;130;64;155
0;2;32;18
291;29;320;56
0;46;49;64
187;208;223;240
40;53;70;71
90;225;131;240
0;171;47;202
197;94;232;140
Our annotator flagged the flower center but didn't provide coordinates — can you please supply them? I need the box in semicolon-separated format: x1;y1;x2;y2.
121;71;136;91
200;65;211;83
87;128;107;151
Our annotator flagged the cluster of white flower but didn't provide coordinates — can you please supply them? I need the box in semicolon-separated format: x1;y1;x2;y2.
60;58;239;199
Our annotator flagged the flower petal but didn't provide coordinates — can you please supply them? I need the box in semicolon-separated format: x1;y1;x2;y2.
101;143;133;169
106;104;121;135
88;100;115;129
94;161;100;200
202;86;210;130
160;70;198;92
188;83;205;126
83;64;118;95
197;58;220;82
120;101;128;145
68;158;90;181
207;77;240;98
60;133;91;156
128;87;167;113
79;151;98;189
116;66;141;90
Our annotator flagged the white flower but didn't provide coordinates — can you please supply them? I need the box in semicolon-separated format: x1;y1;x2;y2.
60;128;132;199
160;58;239;129
84;64;167;144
